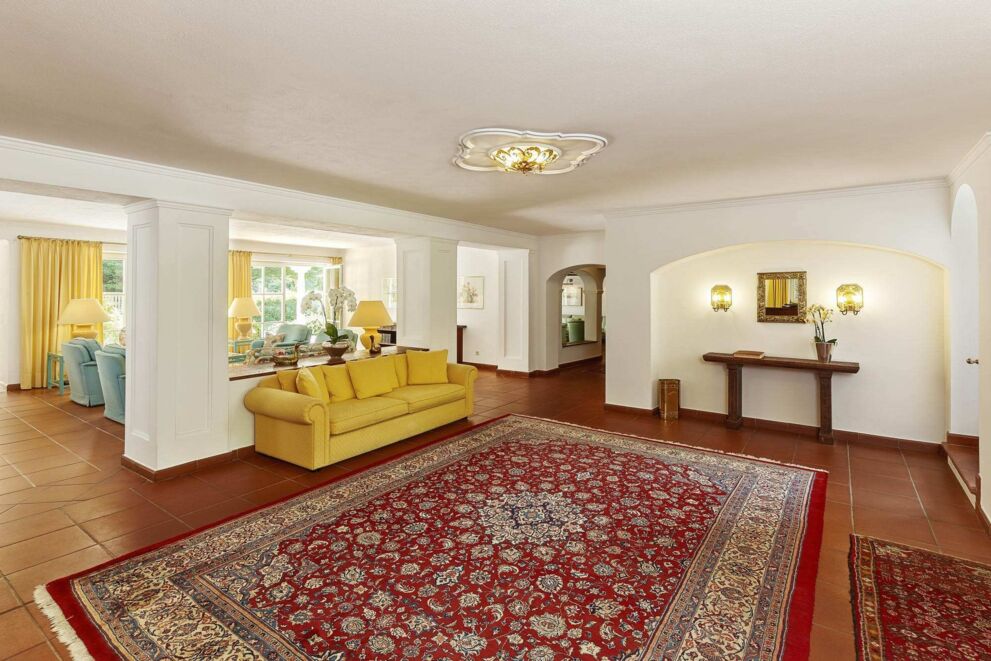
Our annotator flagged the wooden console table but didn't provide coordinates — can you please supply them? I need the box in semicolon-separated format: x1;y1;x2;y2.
702;352;860;444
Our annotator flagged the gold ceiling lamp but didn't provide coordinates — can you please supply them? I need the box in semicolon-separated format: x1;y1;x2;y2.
836;283;864;315
488;144;561;174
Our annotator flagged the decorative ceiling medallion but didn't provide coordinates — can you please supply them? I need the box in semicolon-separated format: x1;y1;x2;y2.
454;128;608;175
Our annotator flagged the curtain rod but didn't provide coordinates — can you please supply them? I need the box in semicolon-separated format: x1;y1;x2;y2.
16;237;341;259
17;235;126;246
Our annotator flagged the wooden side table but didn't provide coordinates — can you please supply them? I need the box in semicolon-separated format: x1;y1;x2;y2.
46;352;66;395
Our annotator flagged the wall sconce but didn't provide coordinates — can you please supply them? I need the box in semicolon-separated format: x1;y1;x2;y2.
711;284;732;311
836;283;864;315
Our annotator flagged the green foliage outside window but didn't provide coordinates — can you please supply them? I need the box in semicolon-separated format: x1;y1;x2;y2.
103;259;124;292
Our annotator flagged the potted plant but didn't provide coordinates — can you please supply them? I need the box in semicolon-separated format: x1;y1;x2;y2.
805;303;837;362
302;287;357;360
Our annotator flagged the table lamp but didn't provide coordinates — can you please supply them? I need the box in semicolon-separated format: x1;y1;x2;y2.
59;298;111;339
349;300;394;353
228;297;261;340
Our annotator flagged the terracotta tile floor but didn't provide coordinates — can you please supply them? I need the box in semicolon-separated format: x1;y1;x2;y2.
1;362;989;659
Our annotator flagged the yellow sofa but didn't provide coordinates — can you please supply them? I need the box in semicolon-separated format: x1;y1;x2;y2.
243;354;478;470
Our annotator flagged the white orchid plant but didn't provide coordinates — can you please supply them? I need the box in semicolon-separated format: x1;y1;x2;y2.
301;287;357;345
805;304;837;344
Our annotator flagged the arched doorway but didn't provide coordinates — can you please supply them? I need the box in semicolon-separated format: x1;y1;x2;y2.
545;264;605;369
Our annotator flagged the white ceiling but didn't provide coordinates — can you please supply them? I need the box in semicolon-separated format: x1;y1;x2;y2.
0;1;989;234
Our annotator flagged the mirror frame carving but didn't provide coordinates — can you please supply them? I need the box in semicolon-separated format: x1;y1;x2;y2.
757;271;807;323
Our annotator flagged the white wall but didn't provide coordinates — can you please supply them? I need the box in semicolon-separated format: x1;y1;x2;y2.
457;246;499;365
652;242;946;443
606;181;952;411
0;220;127;387
343;243;398;323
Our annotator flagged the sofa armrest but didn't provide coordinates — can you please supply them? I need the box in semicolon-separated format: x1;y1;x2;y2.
447;363;478;416
250;339;265;350
244;388;326;424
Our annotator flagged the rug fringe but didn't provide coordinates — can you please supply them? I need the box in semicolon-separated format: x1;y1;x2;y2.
33;585;94;661
509;414;830;474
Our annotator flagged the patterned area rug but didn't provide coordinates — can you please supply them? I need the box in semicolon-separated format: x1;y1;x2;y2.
850;535;991;660
38;416;826;660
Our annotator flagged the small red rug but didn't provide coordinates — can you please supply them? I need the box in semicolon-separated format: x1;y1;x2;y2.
850;535;991;660
38;416;825;660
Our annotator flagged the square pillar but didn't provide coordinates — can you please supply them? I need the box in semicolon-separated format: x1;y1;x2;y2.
497;249;533;373
396;237;457;355
123;201;232;472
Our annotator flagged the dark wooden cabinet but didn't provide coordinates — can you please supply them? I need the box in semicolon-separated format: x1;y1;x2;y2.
377;324;466;363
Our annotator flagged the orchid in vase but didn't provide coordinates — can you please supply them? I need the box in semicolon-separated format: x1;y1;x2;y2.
301;287;358;349
804;303;836;361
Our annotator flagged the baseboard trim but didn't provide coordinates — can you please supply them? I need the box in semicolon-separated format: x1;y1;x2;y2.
678;408;940;453
946;432;979;447
4;383;23;391
977;475;991;534
463;362;497;371
603;403;658;415
121;447;249;482
495;368;562;378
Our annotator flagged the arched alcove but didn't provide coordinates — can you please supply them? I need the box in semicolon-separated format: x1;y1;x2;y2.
649;240;946;442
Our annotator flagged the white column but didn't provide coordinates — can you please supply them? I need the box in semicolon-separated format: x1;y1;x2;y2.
124;201;232;471
497;248;532;372
396;237;457;355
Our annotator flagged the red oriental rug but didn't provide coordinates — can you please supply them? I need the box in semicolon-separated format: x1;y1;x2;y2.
37;415;826;660
850;535;991;660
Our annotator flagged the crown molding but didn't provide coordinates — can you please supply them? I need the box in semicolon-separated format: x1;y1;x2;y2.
603;178;949;220
0;135;536;244
949;132;991;185
123;200;233;216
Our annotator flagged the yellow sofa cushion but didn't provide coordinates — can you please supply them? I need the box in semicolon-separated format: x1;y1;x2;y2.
346;355;400;399
380;383;465;413
394;354;409;387
407;349;449;385
320;364;356;402
295;367;330;402
276;370;299;393
327;397;407;435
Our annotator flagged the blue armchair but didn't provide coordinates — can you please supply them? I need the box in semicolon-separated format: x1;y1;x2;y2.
250;323;312;350
95;345;126;424
62;338;104;406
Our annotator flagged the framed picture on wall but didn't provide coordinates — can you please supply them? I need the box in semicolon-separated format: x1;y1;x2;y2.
458;276;484;309
382;277;398;308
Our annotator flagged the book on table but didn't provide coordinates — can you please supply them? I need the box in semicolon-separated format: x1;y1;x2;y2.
732;350;765;359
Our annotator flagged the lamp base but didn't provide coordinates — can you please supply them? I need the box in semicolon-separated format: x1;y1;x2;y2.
234;318;253;341
71;323;99;340
359;327;381;352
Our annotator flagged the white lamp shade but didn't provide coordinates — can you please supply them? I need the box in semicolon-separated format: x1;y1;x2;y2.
59;298;111;325
228;296;261;318
349;300;394;327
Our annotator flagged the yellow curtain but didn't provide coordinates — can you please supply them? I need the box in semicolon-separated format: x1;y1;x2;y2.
228;250;253;340
20;237;103;389
766;279;789;307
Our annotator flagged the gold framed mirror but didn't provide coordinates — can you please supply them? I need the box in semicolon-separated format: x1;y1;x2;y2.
757;271;807;323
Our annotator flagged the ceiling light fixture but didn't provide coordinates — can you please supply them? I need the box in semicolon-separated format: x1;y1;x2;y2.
454;128;607;175
489;144;561;174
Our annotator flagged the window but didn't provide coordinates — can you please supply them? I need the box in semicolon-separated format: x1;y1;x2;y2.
251;263;342;337
102;255;125;345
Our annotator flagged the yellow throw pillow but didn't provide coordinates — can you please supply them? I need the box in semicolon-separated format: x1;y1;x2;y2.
394;354;409;387
346;356;400;399
321;364;356;402
295;367;329;403
407;349;449;385
276;370;299;393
